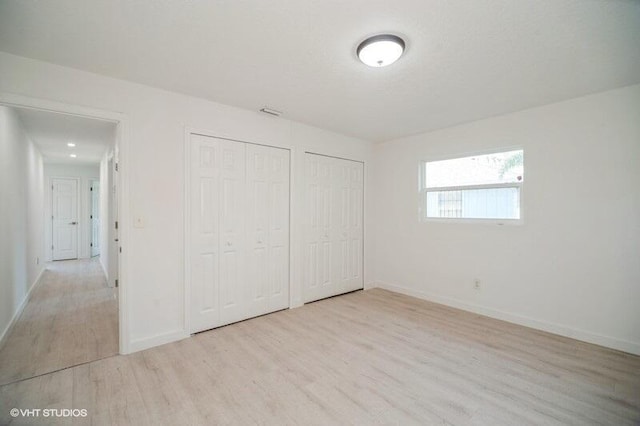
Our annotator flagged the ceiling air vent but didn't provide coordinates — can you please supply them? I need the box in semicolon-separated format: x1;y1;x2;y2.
259;107;282;117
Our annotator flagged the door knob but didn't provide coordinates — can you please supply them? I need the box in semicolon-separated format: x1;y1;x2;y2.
69;221;78;225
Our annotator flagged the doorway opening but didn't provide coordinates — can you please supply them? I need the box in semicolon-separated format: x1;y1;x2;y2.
0;100;124;385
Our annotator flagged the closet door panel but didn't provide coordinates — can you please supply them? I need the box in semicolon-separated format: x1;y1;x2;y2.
190;135;221;333
267;147;290;311
246;144;271;315
219;140;247;325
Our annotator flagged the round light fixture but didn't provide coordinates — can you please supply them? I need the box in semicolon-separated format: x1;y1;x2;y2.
67;142;76;147
357;34;405;67
70;154;77;158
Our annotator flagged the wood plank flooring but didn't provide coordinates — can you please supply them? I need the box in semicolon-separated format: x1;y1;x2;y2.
1;288;639;425
0;258;118;386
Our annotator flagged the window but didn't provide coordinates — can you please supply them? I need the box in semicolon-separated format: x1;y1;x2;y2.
420;149;523;221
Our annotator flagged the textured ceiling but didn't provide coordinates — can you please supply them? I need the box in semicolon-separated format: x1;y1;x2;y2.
15;107;116;164
1;0;639;142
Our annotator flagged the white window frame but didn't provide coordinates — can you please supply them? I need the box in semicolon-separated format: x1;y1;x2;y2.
418;148;524;225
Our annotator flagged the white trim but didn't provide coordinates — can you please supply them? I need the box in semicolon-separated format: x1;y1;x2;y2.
288;145;301;309
372;282;640;356
422;217;523;226
89;178;100;257
183;128;191;335
418;147;524;224
0;92;131;355
425;182;522;192
128;330;190;354
0;267;45;350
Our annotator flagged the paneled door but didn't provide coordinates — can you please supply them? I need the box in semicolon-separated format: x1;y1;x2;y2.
190;134;221;332
189;134;290;334
304;154;363;303
246;144;290;317
52;178;79;261
218;139;247;326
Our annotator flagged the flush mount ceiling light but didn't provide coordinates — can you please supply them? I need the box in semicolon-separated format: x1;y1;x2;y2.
70;154;77;158
67;142;76;147
357;34;405;67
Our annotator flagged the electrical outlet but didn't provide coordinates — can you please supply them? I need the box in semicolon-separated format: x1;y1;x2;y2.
474;279;481;290
134;216;145;228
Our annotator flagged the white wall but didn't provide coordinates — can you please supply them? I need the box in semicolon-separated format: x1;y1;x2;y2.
0;105;45;342
44;163;100;261
0;52;374;353
372;84;640;355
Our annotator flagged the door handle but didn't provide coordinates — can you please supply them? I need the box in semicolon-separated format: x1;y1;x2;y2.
69;221;78;225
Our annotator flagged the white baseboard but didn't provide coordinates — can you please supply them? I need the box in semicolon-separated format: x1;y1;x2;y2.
0;266;46;348
128;329;190;354
372;281;640;356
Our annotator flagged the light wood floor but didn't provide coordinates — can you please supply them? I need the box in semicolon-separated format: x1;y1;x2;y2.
1;288;639;425
0;258;118;386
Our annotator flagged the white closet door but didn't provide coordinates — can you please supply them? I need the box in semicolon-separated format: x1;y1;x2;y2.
304;154;333;303
219;139;247;326
246;144;290;317
190;135;221;332
190;134;290;334
304;154;363;303
346;160;364;292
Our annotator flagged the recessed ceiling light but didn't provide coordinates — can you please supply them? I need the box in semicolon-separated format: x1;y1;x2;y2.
70;154;77;158
67;142;76;147
357;34;405;67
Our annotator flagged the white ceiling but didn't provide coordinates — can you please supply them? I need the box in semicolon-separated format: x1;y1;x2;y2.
1;0;639;142
15;107;116;164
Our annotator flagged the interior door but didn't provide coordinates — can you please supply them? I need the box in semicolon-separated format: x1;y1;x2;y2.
304;154;364;303
90;180;100;257
52;178;79;261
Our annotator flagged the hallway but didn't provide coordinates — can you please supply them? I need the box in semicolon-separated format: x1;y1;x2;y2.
0;258;118;385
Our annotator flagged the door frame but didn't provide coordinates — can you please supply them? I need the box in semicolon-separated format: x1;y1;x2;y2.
183;128;294;334
0;92;131;355
90;178;100;257
49;176;81;261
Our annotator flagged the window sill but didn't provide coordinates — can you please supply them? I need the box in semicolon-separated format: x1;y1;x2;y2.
421;217;524;226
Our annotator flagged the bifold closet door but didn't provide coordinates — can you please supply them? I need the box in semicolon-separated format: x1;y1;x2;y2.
189;134;290;334
304;153;364;303
245;144;290;318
